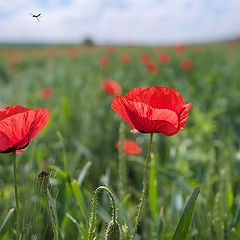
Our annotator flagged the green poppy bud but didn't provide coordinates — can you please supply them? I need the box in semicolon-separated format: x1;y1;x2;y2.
105;220;121;240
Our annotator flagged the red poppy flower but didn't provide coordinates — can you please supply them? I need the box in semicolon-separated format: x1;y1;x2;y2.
115;139;142;155
39;88;52;99
46;48;57;58
158;52;170;64
0;105;50;153
111;86;192;136
105;45;116;54
147;62;158;73
119;54;131;64
101;79;122;96
173;44;187;54
67;47;79;58
140;53;151;64
228;39;238;48
180;59;193;70
99;56;109;67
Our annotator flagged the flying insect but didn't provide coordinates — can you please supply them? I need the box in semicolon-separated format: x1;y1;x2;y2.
29;13;41;22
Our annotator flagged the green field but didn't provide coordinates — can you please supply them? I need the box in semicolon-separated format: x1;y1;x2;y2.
0;41;240;239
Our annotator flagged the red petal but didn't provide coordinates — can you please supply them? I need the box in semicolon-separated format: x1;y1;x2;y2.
0;105;30;121
111;96;137;130
178;103;192;130
124;87;185;114
130;129;140;134
0;107;50;152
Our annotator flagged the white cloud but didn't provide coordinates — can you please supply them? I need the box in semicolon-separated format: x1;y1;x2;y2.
0;0;239;44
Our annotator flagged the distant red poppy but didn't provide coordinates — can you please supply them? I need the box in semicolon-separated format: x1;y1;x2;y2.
0;105;50;153
140;53;151;64
173;44;187;54
180;59;193;70
119;54;131;64
115;139;142;155
99;56;109;67
228;40;238;48
46;48;56;58
192;45;201;53
158;52;170;64
147;62;158;73
105;45;116;54
154;46;163;51
101;79;122;96
111;86;192;136
6;49;22;64
39;88;52;99
67;47;79;58
127;45;136;51
34;50;43;59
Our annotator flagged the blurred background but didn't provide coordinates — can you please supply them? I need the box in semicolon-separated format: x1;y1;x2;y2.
0;1;240;240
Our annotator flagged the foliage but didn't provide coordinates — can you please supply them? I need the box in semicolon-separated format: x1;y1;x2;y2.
0;41;239;239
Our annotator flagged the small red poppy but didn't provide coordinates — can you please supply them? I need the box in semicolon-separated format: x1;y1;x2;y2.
228;40;238;48
180;59;193;70
46;48;57;58
39;88;52;99
105;45;116;54
101;79;122;96
0;105;50;153
99;56;109;67
147;62;158;73
173;44;187;54
119;54;131;64
111;86;192;136
140;53;152;64
158;52;170;64
115;139;142;155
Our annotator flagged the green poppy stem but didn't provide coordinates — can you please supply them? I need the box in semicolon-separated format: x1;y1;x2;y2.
131;133;153;240
13;151;20;239
88;186;117;240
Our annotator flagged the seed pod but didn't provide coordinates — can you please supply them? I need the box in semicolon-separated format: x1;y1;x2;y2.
38;171;50;194
105;220;121;240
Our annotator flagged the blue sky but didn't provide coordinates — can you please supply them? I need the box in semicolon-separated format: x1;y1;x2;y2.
0;0;239;44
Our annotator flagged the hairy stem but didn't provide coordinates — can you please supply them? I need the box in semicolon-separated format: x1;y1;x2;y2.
13;151;20;239
131;133;153;240
88;186;117;240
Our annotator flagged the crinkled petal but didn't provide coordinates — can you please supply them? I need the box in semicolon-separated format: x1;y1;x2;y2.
0;108;50;152
178;103;192;130
111;96;137;130
0;105;30;121
125;87;186;114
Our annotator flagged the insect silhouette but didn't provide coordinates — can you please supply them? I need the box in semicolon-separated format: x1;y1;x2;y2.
29;13;41;22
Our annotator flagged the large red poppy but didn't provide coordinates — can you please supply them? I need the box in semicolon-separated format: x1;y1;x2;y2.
0;105;50;153
111;86;192;136
101;79;122;96
115;139;142;155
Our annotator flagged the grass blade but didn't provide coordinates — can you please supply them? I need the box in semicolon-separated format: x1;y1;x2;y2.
0;208;15;239
66;213;87;239
71;179;89;225
77;161;92;186
172;186;200;240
